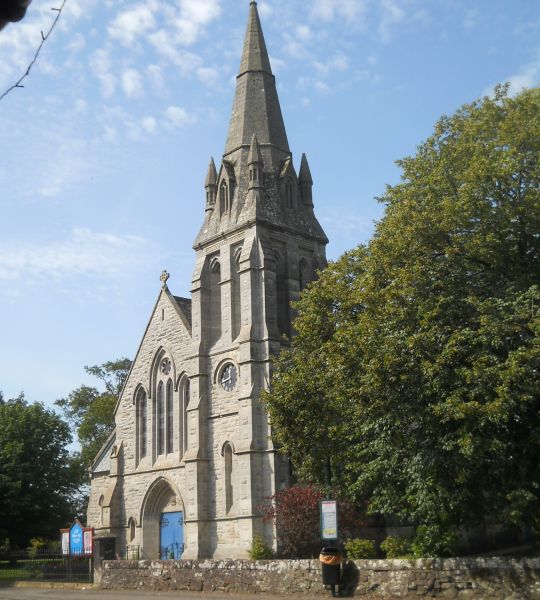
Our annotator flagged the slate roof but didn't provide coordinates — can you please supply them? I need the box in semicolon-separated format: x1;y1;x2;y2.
173;296;192;326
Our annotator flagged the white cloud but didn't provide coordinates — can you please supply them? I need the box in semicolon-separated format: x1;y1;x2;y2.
310;0;367;24
90;49;116;97
315;81;331;94
102;125;118;144
378;0;406;43
108;3;157;46
68;33;86;53
505;52;540;95
484;51;540;97
180;0;221;26
165;105;197;127
258;2;273;18
320;211;373;235
122;68;143;98
296;25;312;42
197;66;219;86
141;116;157;133
147;64;166;92
75;99;87;113
314;54;349;74
0;228;152;282
148;29;203;73
269;55;287;74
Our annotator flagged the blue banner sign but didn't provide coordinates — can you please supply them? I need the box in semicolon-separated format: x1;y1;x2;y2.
70;521;84;555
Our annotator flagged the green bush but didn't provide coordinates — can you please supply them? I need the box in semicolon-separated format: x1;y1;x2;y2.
411;525;457;558
248;535;274;560
344;538;377;559
380;536;412;558
28;538;48;558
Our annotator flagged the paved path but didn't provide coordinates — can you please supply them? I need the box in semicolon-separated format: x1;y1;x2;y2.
0;587;326;600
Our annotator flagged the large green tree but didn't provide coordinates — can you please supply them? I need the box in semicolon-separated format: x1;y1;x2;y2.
0;395;82;546
56;358;131;467
264;86;540;538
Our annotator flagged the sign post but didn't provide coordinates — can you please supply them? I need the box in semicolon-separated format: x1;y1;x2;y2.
60;520;94;557
320;499;338;541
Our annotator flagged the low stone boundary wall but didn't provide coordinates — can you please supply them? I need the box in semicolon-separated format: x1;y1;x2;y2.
101;557;540;598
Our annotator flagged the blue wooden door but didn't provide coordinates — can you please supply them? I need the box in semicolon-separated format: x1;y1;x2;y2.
160;511;184;559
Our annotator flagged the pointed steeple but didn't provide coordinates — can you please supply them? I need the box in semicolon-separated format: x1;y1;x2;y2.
248;134;263;191
299;153;314;207
205;157;218;188
248;134;262;165
224;1;289;158
299;153;313;184
204;157;218;212
240;2;272;76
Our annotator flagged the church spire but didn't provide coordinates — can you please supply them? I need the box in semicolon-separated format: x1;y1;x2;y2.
239;1;272;76
223;1;289;158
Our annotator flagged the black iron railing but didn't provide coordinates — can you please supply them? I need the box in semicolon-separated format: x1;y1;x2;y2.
0;549;93;583
160;543;185;560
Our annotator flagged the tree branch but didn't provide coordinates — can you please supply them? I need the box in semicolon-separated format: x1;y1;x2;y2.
0;0;66;101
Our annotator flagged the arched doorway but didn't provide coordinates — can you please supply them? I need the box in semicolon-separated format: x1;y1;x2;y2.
141;478;185;559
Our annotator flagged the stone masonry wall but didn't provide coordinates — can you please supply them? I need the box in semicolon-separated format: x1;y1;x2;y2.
100;557;540;598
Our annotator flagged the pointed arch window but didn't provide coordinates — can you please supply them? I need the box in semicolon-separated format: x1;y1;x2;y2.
223;443;234;514
128;518;136;542
136;388;148;461
181;378;190;456
157;381;165;456
207;258;222;346
166;379;174;454
285;179;294;209
275;252;290;338
220;180;231;216
232;248;242;340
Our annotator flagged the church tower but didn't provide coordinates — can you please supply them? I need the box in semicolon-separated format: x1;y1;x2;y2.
185;0;328;557
87;1;328;560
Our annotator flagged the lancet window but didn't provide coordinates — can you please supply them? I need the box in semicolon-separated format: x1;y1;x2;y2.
166;379;174;454
157;381;165;456
220;181;231;215
224;443;234;514
181;378;190;456
285;179;294;209
136;388;148;461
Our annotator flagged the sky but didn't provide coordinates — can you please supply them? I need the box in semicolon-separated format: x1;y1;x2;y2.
0;0;539;412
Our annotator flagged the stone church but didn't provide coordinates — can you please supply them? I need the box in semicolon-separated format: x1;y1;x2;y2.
88;1;328;559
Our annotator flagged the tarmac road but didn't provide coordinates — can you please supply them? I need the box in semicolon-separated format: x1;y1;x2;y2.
0;588;324;600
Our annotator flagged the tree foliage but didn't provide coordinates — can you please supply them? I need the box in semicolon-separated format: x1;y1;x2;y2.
264;86;540;538
56;358;131;467
0;395;82;547
260;485;361;558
